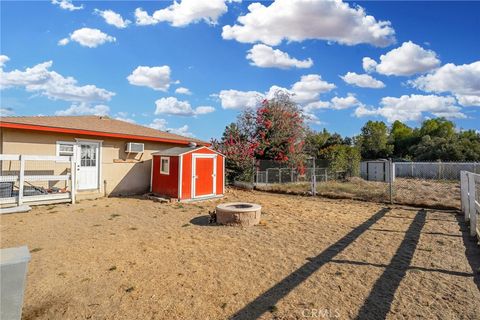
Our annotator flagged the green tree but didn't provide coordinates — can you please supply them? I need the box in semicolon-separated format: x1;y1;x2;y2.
357;121;393;159
304;129;331;157
319;145;361;177
389;120;415;159
419;117;456;139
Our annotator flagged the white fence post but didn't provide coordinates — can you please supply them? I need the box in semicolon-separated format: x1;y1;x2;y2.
467;173;477;237
70;157;76;204
460;171;469;220
18;155;25;206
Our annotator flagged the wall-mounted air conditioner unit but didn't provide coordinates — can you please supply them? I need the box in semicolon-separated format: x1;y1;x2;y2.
125;142;144;153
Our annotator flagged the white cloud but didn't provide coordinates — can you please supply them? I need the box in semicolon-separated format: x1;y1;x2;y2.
222;0;395;47
135;0;228;27
330;94;362;110
175;87;192;95
194;105;215;115
354;94;465;122
217;89;262;109
341;72;385;88
362;57;377;73
246;44;313;69
55;103;110;116
365;41;440;76
154;97;214;116
134;8;158;26
217;74;335;109
264;85;291;100
456;95;480;107
303;94;362;112
114;111;136;123
127;66;172;91
0;107;14;117
0;60;115;103
58;38;70;46
303;112;323;125
94;9;131;28
51;0;83;11
303;100;330;113
61;28;116;48
290;74;335;103
410;61;480;106
148;118;194;137
0;55;10;67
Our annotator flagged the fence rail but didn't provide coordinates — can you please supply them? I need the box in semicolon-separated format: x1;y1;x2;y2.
0;154;75;207
461;171;480;239
255;167;341;185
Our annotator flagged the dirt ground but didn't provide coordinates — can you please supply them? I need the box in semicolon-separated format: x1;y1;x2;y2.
1;189;479;320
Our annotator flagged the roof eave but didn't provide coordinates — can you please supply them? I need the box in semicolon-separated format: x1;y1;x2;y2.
0;122;210;146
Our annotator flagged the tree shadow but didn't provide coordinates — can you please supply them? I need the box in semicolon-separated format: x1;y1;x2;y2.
230;207;391;320
455;214;480;291
355;209;427;320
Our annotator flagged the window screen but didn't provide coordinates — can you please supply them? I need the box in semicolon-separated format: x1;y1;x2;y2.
160;157;170;174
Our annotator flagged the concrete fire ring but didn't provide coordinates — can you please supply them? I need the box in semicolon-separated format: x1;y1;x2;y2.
216;203;262;227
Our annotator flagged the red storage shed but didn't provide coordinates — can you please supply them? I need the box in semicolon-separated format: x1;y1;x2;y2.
150;146;225;201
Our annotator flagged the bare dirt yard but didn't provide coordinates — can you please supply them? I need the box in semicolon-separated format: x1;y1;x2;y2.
1;189;479;320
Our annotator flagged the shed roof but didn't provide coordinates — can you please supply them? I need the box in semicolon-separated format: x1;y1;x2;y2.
0;116;208;146
152;146;223;157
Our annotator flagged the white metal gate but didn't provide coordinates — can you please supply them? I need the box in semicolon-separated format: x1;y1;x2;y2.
0;154;76;207
461;171;480;239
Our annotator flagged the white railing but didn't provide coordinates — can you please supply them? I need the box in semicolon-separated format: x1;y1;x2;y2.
460;171;480;239
0;154;76;206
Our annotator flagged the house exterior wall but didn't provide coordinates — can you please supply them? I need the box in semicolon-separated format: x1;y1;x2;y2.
151;155;179;198
0;128;182;199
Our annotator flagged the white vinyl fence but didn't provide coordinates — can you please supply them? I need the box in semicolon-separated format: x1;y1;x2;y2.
0;154;75;206
395;162;480;180
460;171;480;239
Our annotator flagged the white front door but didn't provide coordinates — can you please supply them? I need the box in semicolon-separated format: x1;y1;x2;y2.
77;142;99;190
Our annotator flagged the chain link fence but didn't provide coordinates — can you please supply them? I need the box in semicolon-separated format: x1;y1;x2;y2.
232;159;475;210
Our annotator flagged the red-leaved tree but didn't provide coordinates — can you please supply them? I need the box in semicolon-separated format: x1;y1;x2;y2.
212;91;306;181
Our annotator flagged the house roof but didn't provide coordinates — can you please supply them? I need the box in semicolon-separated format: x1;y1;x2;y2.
0;116;208;146
152;145;224;157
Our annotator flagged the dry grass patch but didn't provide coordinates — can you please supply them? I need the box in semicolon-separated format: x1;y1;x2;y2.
256;177;460;209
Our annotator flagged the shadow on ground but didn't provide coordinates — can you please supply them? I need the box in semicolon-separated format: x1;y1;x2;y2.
190;215;215;226
456;214;480;291
231;208;480;319
230;207;391;319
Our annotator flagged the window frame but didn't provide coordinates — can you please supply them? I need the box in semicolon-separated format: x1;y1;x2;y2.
160;157;170;175
56;141;75;160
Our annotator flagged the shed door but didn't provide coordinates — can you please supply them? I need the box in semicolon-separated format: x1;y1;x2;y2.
193;155;216;198
367;162;385;181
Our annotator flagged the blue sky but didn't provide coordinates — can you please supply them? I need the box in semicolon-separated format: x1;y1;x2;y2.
1;0;479;141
